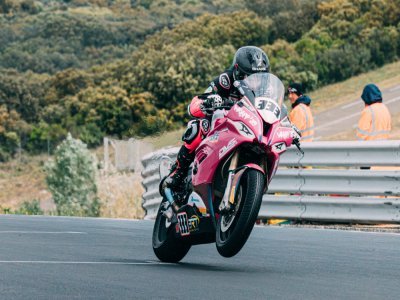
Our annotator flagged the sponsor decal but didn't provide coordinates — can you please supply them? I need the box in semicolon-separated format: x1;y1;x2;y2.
219;138;237;158
219;73;230;90
272;142;286;154
188;215;200;232
240;123;252;136
187;192;208;216
252;67;267;71
201;119;210;134
207;128;228;143
233;122;255;138
209;132;219;142
233;105;258;127
276;130;290;139
177;212;190;236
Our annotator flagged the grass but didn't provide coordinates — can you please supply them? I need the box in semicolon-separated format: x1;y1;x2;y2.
97;172;145;219
0;154;52;212
142;129;185;150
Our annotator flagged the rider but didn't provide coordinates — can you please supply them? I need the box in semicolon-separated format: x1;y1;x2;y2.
164;46;270;194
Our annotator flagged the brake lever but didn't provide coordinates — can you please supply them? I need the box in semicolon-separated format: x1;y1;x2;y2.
293;138;304;155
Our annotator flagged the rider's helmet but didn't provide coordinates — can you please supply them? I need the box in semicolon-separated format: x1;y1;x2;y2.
232;46;270;80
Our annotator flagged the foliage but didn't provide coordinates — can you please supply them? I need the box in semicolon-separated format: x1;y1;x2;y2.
0;0;246;74
1;0;400;159
45;133;100;217
14;199;44;215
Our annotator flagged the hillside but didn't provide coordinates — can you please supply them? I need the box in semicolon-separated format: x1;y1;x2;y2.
2;0;399;161
1;59;399;215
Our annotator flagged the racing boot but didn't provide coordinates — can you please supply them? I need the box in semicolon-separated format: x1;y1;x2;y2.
164;145;195;195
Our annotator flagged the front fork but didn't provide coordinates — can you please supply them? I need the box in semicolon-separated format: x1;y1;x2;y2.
219;151;239;212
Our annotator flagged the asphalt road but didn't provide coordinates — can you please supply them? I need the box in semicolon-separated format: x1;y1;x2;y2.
314;83;400;140
1;215;399;299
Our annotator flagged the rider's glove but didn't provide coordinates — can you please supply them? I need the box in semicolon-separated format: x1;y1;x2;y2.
203;94;223;109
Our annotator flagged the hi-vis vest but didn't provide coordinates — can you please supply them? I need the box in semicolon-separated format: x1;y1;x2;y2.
289;103;314;142
356;102;391;141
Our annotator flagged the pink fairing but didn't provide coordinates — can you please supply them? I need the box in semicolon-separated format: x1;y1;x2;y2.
188;96;206;119
190;73;298;202
243;163;265;174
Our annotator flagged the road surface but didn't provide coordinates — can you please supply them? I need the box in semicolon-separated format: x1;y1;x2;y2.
0;215;399;299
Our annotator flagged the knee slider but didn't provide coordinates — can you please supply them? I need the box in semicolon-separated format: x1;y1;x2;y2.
182;120;199;144
182;119;210;144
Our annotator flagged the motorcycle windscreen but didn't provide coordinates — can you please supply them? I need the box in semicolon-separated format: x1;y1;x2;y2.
243;73;285;124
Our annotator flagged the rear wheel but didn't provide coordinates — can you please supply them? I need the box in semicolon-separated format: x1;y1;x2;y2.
216;169;264;257
152;200;191;263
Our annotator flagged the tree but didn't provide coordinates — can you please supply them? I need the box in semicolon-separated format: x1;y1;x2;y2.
45;133;100;217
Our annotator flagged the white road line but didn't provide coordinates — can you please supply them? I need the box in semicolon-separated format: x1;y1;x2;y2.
389;85;400;92
316;96;400;132
315;111;360;130
341;101;359;109
0;231;87;234
340;95;400;110
0;260;170;265
385;96;400;104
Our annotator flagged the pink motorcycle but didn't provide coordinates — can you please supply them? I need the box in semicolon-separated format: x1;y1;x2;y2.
153;73;302;262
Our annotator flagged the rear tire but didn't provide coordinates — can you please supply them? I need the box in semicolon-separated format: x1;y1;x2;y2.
216;169;264;257
152;200;191;263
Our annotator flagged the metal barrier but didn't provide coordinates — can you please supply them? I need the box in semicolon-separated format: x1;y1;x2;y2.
141;141;400;223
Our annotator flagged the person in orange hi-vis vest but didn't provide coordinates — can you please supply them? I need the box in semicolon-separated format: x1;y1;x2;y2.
357;84;391;141
288;83;314;142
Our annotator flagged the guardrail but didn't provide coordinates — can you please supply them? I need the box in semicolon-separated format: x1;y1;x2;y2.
141;141;400;223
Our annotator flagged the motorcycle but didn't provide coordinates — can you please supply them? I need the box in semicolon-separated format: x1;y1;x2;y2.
152;72;302;262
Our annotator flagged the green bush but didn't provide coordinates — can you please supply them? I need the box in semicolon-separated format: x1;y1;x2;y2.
45;133;100;217
14;199;44;215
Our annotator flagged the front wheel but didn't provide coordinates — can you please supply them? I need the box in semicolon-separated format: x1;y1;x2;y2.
216;169;264;257
152;200;191;263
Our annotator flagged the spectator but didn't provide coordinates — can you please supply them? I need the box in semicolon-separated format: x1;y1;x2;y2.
288;83;314;142
357;84;391;140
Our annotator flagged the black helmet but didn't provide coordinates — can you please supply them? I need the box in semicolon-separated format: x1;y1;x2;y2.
232;46;270;80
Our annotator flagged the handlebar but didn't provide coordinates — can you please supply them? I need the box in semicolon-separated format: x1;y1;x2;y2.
202;105;232;112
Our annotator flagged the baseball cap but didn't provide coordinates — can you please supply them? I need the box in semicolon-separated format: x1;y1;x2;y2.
288;83;303;96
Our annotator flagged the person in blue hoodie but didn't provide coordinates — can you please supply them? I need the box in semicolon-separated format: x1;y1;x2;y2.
357;83;391;140
288;83;314;142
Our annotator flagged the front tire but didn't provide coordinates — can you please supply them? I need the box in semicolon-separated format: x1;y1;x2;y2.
152;200;191;263
216;169;264;257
